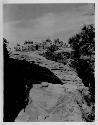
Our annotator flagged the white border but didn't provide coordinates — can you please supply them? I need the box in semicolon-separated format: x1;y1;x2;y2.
3;0;95;4
0;0;3;124
1;0;97;125
95;1;98;124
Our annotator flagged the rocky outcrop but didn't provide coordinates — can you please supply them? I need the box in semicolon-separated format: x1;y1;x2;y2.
11;51;83;87
10;51;94;122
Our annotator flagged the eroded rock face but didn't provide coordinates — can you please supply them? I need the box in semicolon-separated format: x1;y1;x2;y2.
11;52;94;122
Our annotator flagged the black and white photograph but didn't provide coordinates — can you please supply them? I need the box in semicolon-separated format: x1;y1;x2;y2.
3;2;95;122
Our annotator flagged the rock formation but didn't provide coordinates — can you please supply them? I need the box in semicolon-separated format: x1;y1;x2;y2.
10;51;94;122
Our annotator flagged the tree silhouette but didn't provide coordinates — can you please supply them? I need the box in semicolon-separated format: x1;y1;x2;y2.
69;24;95;98
69;24;95;60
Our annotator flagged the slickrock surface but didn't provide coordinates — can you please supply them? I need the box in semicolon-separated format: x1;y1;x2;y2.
11;51;94;122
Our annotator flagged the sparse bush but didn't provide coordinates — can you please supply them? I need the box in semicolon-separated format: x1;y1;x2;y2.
43;43;59;61
43;38;70;63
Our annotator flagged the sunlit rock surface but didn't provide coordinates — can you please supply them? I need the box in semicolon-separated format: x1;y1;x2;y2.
11;51;94;122
15;82;92;122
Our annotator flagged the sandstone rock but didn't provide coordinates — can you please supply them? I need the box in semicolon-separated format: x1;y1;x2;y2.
12;51;93;122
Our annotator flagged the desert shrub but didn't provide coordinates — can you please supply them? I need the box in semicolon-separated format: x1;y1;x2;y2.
54;51;70;64
44;44;59;61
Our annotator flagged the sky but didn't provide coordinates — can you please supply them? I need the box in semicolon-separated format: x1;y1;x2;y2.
3;3;95;47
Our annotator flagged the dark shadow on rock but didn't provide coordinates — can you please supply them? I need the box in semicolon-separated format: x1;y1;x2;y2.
3;41;63;122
